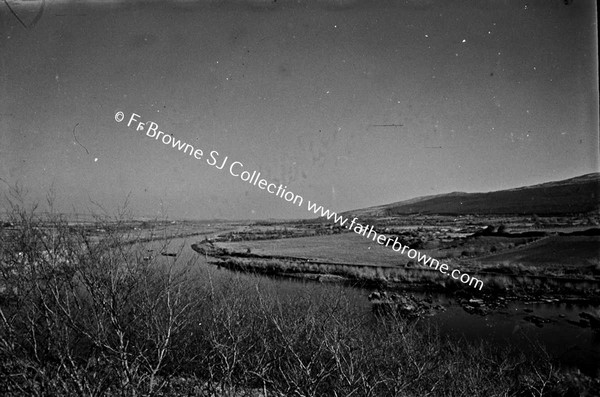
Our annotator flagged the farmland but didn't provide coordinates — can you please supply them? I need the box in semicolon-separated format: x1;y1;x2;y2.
197;213;600;299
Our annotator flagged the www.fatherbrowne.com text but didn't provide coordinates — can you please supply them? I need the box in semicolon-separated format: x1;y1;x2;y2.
117;111;484;290
305;204;484;290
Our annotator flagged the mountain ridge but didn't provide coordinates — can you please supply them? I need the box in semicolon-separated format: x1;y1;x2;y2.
342;173;600;217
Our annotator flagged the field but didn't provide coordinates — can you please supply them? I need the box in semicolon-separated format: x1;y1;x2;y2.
218;232;404;267
204;217;600;299
477;235;600;267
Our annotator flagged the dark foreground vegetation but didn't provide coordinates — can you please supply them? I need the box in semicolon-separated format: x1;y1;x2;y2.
1;196;599;395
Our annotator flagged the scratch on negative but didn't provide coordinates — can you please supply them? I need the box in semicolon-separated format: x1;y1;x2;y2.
72;123;89;154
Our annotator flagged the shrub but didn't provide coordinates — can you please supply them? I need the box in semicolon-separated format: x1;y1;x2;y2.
0;187;594;396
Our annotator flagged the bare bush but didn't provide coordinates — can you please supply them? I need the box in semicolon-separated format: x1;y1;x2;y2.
0;187;199;396
0;187;595;396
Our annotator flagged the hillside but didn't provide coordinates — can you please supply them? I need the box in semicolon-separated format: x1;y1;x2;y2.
343;173;600;216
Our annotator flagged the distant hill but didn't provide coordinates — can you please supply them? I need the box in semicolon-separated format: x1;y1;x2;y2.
343;173;600;217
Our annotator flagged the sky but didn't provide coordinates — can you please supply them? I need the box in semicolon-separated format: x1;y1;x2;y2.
1;0;598;220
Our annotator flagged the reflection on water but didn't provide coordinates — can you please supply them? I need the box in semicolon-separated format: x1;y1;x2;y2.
425;297;600;377
157;237;600;377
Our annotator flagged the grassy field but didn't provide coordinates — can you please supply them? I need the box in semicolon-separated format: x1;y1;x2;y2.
207;225;600;297
477;236;600;267
217;231;599;275
218;232;416;267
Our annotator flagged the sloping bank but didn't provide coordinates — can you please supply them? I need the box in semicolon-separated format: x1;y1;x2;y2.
191;242;446;290
191;242;600;302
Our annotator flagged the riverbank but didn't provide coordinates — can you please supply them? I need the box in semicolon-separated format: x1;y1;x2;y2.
191;240;600;329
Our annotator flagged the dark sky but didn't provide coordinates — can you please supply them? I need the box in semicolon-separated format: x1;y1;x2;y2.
1;0;598;220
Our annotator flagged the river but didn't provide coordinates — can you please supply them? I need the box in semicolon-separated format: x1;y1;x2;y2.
153;236;600;377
